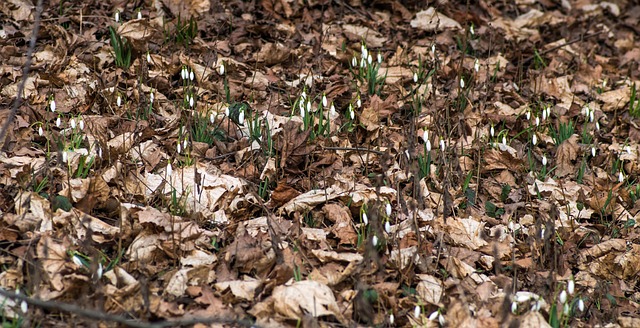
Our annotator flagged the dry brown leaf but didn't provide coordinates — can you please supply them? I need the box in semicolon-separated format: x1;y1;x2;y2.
416;274;443;305
555;134;579;177
410;7;462;32
323;203;358;245
272;280;344;321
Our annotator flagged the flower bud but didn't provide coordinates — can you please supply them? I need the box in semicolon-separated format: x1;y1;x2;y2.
50;100;56;112
577;299;585;312
115;11;120;23
219;63;225;75
362;213;368;225
559;290;567;304
385;221;391;233
386;203;392;216
372;235;378;246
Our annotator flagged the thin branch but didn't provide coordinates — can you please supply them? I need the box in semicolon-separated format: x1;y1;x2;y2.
0;0;44;146
0;288;258;328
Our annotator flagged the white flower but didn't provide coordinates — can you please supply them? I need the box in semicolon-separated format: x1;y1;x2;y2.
189;95;194;108
115;11;120;23
225;106;230;116
330;103;336;117
591;147;596;157
356;97;361;108
238;110;245;125
532;133;537;145
535;116;540;126
183;138;188;149
508;221;515;231
625;145;632;154
96;262;103;279
117;95;122;107
79;119;85;130
367;54;372;65
460;77;465;88
440;139;445;151
181;67;188;80
389;314;394;325
563;302;570;315
577;299;585;312
431;44;436;55
306;100;311;113
218;63;225;75
404;149;410;160
470;24;475;35
97;147;102;159
351;56;357;67
542;109;547;120
210;113;215;124
70;118;76;129
137;10;142;20
377;52;382;64
619;170;624;182
422;129;429;143
190;70;195;81
372;235;378;246
361;45;368;59
50;100;56;112
166;163;172;177
360;57;366;68
177;143;181;154
20;300;28;313
386;203;392;217
56;117;61;128
559;290;567;304
362;213;368;225
474;58;480;73
146;52;151;63
438;314;445;326
567;278;575;295
546;106;551;119
531;299;542;312
38;126;43;136
542;154;547;166
589;110;594;122
385;221;391;233
72;255;83;266
428;311;438;321
413;72;418;83
300;90;307;101
322;94;327;107
490;125;494;137
426;139;432;152
526;110;531;120
300;105;305;119
582;106;589;117
541;228;546;239
150;91;154;104
349;105;355;120
413;305;422;318
502;136;506;146
595;121;600;130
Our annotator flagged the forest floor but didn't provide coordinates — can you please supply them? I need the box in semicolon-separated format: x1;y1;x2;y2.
1;0;640;327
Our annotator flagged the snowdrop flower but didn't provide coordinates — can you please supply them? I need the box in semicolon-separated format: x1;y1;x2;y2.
115;11;120;23
535;116;540;127
502;135;506;146
360;57;366;68
389;314;394;325
577;299;585;312
96;262;103;279
591;147;596;157
386;203;392;217
542;108;547;121
189;95;194;108
563;303;570;315
531;299;542;312
20;300;28;313
181;67;188;80
97;147;103;159
422;129;429;143
474;58;480;73
559;290;567;304
218;62;225;75
372;235;378;246
625;145;632;154
361;45;368;60
146;52;151;63
62;151;68;163
50;99;56;112
542;154;547;166
595;121;600;130
367;54;373;65
356;97;361;108
150;91;155;104
582;106;589;117
79;118;85;130
532;133;537;145
117;95;122;107
546;106;551;118
567;278;575;295
349;105;355;120
210;112;215;124
490;125;495;137
351;56;357;67
322;94;327;107
306;100;311;113
70;118;76;129
438;314;445;326
56;117;61;128
377;52;382;64
238;110;245;125
137;10;142;20
413;306;421;318
526;110;531;121
428;311;438;321
385;221;391;233
225;106;230;117
541;227;546;239
426;139;432;152
431;44;436;56
72;255;83;266
460;77;465;88
166;162;173;177
362;213;368;225
440;139;445;152
413;72;418;83
177;143;182;154
300;105;305;119
470;24;475;35
190;70;195;81
405;149;410;160
619;170;624;182
38;126;43;136
330;103;336;117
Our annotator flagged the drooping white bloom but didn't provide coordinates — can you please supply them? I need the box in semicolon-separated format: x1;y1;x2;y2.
542;154;547;166
322;94;327;107
591;147;596;157
541;228;546;239
385;221;391;233
595;121;600;130
546;106;551;119
428;311;438;321
389;314;394;325
440;139;445;151
166;162;173;177
625;145;632;154
38;126;43;136
413;306;422;318
218;62;225;75
238;110;245;125
349;105;355;120
563;303;570;315
72;255;82;266
79;118;85;130
532;133;537;145
535;116;540;126
352;56;357;67
150;91;154;104
300;90;307;100
361;45;368;60
360;57;366;68
96;262;103;279
490;125;495;137
474;58;480;72
190;70;195;81
115;11;120;23
567;278;575;295
526;110;531;120
367;54;372;65
300;105;305;119
137;10;142;20
470;24;475;35
210;113;215;124
577;299;585;312
438;314;445;326
386;203;392;216
422;129;429;143
502;136;506;146
559;290;567;304
97;147;103;159
50;100;56;112
426;139;432;152
70;118;76;129
362;213;368;225
306;100;311;113
413;72;418;83
20;300;28;313
460;77;465;88
146;52;151;63
356;97;361;108
117;95;122;107
377;52;382;64
181;67;188;80
56;117;61;128
405;149;410;160
177;143;181;154
619;170;624;182
372;235;378;246
225;106;230;117
431;44;436;56
189;95;194;108
589;110;594;122
542;108;547;121
330;103;336;117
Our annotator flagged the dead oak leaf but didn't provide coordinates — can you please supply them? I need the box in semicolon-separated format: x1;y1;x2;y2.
270;180;300;208
555;134;579;177
274;120;314;169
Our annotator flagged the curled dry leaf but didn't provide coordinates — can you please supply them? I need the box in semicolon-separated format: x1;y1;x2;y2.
272;280;344;322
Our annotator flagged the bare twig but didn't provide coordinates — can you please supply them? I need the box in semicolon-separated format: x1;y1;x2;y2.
0;288;259;328
0;0;44;147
